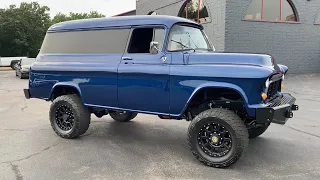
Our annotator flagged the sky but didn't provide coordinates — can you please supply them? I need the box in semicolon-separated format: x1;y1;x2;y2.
0;0;136;18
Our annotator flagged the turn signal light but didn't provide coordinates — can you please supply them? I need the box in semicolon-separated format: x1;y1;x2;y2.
281;84;284;89
262;93;268;100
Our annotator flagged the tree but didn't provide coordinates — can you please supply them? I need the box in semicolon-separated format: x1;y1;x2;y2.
0;2;106;58
0;2;51;57
52;11;105;24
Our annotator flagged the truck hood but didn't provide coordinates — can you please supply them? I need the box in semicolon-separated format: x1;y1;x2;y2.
186;52;282;73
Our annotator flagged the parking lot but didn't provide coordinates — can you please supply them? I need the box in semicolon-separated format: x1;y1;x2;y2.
0;67;319;180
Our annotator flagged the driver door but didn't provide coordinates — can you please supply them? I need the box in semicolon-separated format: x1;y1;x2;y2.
117;26;171;114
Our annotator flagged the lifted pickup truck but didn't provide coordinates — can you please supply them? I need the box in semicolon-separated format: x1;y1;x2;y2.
24;15;299;168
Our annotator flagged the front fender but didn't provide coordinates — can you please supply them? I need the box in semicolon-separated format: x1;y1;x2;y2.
49;82;82;100
277;64;288;75
178;82;249;117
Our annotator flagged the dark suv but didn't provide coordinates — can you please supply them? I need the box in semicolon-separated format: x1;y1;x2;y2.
24;15;299;168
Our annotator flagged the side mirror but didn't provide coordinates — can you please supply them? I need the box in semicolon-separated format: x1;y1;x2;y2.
150;41;159;54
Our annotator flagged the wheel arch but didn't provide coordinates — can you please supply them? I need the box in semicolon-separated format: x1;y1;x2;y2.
49;83;82;101
179;82;249;117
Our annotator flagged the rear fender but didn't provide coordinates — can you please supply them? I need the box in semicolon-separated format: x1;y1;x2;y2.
49;82;82;100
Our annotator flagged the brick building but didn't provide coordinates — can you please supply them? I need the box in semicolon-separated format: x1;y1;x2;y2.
137;0;320;73
113;9;136;16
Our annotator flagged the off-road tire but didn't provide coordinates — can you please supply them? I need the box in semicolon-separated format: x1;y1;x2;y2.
248;125;269;139
188;108;249;168
109;111;138;122
49;94;90;139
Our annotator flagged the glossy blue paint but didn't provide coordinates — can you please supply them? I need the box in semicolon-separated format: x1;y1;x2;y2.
48;15;202;32
30;54;121;107
29;15;286;120
168;60;271;117
278;64;289;74
118;50;171;113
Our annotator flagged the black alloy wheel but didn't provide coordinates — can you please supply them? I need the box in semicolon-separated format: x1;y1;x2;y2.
197;123;233;158
49;94;91;139
188;108;248;168
54;105;75;133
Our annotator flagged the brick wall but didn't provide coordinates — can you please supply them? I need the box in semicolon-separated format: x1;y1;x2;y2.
137;0;226;51
225;0;320;73
137;0;320;73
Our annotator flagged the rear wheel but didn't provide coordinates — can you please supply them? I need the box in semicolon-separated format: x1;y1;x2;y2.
109;111;137;122
248;124;269;139
188;108;248;168
49;94;90;139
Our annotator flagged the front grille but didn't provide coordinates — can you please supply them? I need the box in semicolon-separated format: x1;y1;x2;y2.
269;93;295;107
267;79;282;101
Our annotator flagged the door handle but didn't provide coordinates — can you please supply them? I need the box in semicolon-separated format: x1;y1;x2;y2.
122;57;132;61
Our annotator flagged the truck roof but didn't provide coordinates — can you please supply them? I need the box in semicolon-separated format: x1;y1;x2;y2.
48;15;202;32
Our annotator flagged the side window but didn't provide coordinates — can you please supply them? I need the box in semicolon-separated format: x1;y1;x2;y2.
40;29;130;54
178;0;211;24
244;0;298;22
127;27;165;54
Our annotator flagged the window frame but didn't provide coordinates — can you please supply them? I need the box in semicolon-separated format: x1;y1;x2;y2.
166;23;214;53
177;0;212;24
125;25;167;55
243;0;299;23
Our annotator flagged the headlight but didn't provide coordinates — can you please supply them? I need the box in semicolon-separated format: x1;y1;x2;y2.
281;75;285;89
265;78;271;88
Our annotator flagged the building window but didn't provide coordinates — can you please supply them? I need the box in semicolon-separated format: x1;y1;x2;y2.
148;11;158;15
178;0;211;24
244;0;298;22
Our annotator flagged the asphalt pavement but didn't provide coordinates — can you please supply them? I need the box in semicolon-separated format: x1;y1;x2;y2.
0;67;319;180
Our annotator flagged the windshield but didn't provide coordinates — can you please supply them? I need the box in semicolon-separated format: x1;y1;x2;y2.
21;59;35;65
167;24;213;52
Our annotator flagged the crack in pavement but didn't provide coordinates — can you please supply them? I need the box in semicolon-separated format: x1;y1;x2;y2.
0;129;29;132
0;89;11;92
284;125;320;138
10;163;23;180
1;141;61;164
20;98;28;111
0;128;49;132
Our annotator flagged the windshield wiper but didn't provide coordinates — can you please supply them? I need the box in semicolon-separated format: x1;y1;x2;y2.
186;32;199;49
171;39;196;52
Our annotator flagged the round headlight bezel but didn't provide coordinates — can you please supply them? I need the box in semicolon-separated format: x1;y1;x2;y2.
265;78;271;88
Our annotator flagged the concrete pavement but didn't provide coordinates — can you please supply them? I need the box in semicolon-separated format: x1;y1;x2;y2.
0;68;319;180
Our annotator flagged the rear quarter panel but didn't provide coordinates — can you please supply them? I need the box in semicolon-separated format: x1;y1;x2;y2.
29;54;120;107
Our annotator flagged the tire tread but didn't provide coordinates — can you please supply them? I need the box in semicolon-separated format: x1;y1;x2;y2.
187;108;249;168
49;94;90;139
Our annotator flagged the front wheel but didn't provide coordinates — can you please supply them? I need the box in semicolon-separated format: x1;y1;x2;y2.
49;94;91;139
188;108;248;168
109;111;137;122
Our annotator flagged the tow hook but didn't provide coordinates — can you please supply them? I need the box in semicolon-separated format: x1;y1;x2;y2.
285;111;293;118
291;104;299;111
